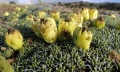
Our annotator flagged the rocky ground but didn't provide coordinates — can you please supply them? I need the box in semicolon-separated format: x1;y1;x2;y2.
0;4;24;24
0;3;119;24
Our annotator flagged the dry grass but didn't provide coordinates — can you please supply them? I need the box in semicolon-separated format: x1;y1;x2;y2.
109;51;120;62
0;4;26;24
0;4;24;17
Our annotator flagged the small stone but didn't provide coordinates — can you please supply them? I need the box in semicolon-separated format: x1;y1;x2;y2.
1;47;6;51
7;58;14;64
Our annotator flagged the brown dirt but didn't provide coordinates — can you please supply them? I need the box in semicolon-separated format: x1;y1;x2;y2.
109;50;120;62
0;3;119;25
0;4;24;24
0;4;15;17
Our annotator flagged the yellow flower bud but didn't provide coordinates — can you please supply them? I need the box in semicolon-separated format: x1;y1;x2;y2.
68;12;83;27
80;7;89;21
31;19;42;39
26;14;34;22
50;10;60;21
110;13;116;19
94;16;105;29
0;55;14;72
5;28;23;50
4;12;9;17
37;18;58;43
25;6;28;8
38;10;46;18
89;7;98;21
73;26;93;51
12;17;18;22
58;17;76;40
115;22;120;30
15;7;21;12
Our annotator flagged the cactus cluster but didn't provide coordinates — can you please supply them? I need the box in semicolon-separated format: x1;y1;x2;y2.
0;5;120;72
0;55;14;72
29;9;94;51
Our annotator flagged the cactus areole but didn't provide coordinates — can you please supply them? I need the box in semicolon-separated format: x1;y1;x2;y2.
40;18;48;24
7;28;15;34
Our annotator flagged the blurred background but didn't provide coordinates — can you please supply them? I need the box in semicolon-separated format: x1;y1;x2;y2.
0;0;120;5
0;0;120;17
0;0;39;5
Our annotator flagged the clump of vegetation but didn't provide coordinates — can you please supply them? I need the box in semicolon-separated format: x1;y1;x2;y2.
57;1;120;11
9;1;16;4
0;3;120;72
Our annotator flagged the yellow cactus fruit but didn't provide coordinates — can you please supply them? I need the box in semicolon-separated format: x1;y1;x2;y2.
15;7;21;12
109;13;116;19
37;18;58;43
5;28;23;50
0;55;14;72
25;6;28;8
80;7;89;21
12;17;18;22
50;10;60;22
94;16;105;29
89;7;98;21
68;12;83;27
21;9;27;13
4;12;9;17
115;22;120;30
58;17;76;40
31;18;42;39
73;26;93;51
26;14;34;22
38;10;46;18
